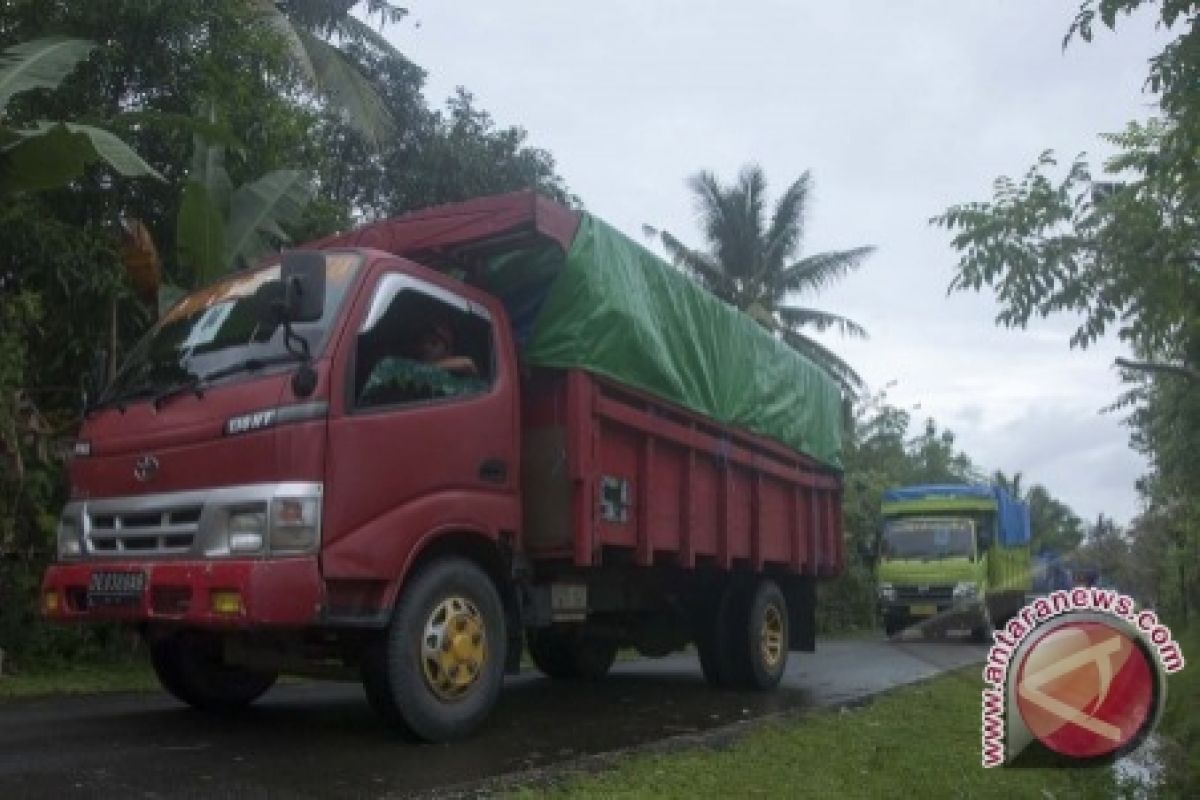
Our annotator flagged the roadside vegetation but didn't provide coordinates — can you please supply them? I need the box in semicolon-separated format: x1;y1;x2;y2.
1158;622;1199;797
511;666;1117;799
0;656;155;700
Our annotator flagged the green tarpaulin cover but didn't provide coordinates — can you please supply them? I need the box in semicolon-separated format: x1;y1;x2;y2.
508;214;843;469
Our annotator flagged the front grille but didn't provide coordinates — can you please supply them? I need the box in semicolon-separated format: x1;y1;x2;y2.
86;505;202;556
895;585;954;602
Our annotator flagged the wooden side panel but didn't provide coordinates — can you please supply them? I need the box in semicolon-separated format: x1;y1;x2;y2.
594;421;639;549
759;476;790;565
536;370;843;576
649;442;684;556
690;456;720;559
728;465;752;561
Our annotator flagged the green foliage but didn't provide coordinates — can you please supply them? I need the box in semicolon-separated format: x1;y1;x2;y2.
652;165;874;390
3;121;161;192
176;181;227;283
0;37;160;195
1159;622;1200;797
0;197;131;666
224;169;313;270
0;36;93;107
176;129;314;284
934;0;1200;629
249;0;408;149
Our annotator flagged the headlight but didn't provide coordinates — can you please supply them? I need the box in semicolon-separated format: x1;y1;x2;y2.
227;510;266;553
270;496;320;554
57;516;82;560
953;581;980;599
877;582;896;602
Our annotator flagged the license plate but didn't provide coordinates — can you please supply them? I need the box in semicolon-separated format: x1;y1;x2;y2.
910;604;938;617
550;583;587;621
87;571;146;607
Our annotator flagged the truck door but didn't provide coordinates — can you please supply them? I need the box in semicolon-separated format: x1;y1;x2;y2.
321;266;519;585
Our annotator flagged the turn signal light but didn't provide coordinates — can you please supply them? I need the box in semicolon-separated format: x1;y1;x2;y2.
210;590;243;615
43;591;60;613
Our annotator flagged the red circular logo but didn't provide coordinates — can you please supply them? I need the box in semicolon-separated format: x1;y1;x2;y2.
1015;620;1156;759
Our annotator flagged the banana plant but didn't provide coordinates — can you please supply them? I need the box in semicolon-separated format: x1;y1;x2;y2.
0;37;161;194
175;126;314;291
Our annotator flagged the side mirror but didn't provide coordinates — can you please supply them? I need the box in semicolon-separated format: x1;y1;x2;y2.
279;251;326;323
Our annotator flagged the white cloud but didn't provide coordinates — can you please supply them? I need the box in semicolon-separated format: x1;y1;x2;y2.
390;0;1165;523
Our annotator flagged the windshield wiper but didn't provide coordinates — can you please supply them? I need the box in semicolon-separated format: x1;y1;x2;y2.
152;353;307;410
92;384;157;414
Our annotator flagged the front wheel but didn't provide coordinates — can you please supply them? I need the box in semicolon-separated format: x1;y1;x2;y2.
149;631;277;712
362;557;507;742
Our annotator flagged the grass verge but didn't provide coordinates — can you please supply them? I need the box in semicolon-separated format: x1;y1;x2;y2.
512;666;1117;800
1159;620;1199;798
0;659;158;700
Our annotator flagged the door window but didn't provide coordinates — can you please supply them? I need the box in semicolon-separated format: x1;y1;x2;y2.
353;275;494;410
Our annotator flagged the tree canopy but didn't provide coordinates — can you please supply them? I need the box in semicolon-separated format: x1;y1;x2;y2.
933;0;1199;624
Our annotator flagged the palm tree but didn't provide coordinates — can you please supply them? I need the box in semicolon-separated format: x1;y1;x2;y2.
252;0;409;150
650;165;874;390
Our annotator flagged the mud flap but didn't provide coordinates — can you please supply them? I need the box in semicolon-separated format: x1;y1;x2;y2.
782;575;816;652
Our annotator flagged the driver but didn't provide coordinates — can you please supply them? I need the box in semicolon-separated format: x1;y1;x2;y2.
416;320;478;377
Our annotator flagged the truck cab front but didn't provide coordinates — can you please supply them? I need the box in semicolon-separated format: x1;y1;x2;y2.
875;516;987;637
41;252;363;628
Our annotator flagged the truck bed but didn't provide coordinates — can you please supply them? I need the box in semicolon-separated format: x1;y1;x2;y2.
521;369;843;575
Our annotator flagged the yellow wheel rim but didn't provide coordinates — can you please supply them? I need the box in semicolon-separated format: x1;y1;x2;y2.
421;595;487;701
761;604;784;670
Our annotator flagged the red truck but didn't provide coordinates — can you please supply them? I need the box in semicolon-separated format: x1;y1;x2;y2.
42;191;844;741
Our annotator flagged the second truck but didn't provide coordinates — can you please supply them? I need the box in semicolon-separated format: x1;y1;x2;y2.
876;483;1031;640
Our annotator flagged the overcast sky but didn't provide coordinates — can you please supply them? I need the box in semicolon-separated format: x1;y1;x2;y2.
386;1;1171;525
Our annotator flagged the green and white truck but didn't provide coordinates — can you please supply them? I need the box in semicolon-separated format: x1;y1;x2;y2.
876;484;1031;640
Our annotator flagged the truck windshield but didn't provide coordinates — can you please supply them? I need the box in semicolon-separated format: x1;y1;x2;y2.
881;518;975;560
100;253;362;407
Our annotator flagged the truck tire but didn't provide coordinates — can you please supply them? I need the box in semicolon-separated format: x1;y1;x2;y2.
884;615;906;638
149;631;277;712
361;557;506;742
971;606;995;644
730;579;789;690
527;629;618;681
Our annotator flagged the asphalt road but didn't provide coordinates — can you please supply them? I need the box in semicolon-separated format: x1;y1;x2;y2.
0;635;987;799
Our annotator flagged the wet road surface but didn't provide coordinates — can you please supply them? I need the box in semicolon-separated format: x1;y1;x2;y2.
0;635;986;799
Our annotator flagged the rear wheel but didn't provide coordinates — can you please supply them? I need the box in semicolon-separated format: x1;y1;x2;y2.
150;631;277;712
527;628;618;681
361;557;506;742
734;579;789;690
696;578;789;690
